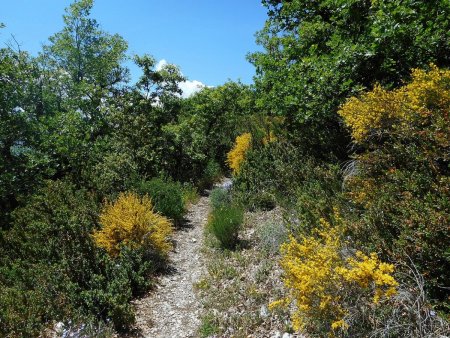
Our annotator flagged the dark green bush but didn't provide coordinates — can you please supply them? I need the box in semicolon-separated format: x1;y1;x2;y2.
288;163;343;234
136;178;185;224
82;138;139;200
233;141;327;210
208;204;244;250
198;159;223;191
0;180;159;335
0;263;71;337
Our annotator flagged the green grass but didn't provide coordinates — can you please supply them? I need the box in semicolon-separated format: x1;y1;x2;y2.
199;314;219;337
207;204;243;249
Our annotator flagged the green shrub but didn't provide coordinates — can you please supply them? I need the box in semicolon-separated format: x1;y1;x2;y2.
210;187;231;210
208;204;244;249
83;138;139;200
0;180;158;335
233;141;304;210
256;221;288;255
136;178;185;224
289;163;343;235
198;159;223;191
181;182;200;207
0;264;69;337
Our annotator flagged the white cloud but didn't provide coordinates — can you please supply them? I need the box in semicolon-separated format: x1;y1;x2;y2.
179;80;206;98
155;58;208;98
155;59;168;71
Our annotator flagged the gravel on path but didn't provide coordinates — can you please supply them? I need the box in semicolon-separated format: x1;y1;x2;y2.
131;196;210;338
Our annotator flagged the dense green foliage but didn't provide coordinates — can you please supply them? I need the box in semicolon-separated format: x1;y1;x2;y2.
249;0;450;158
136;178;185;224
1;0;449;336
0;0;247;334
0;181;156;334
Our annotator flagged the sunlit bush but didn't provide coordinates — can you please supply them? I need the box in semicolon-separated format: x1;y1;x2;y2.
208;203;244;250
339;65;450;143
136;178;185;224
93;192;173;257
339;65;450;306
271;218;398;334
227;132;252;174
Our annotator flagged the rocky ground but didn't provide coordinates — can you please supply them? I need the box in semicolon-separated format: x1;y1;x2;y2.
196;205;304;338
130;196;210;338
123;178;300;338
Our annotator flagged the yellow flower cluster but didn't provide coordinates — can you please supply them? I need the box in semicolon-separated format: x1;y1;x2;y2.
227;132;252;174
272;219;397;332
93;192;173;257
337;252;398;304
339;65;450;142
273;219;344;331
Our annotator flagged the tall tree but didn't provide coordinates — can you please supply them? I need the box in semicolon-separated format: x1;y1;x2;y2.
43;0;128;90
37;0;130;176
0;49;52;227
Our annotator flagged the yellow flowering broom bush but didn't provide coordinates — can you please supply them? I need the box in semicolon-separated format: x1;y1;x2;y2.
271;218;397;334
93;192;173;257
339;65;449;305
339;65;450;143
227;132;252;174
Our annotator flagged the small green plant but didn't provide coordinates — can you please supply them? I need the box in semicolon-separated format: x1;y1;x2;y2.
136;178;185;224
208;204;243;250
181;182;200;207
256;221;288;255
199;313;219;337
210;187;231;210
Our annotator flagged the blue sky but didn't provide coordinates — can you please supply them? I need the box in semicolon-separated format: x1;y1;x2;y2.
1;0;268;92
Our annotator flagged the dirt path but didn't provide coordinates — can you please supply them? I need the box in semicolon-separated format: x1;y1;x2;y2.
131;196;210;338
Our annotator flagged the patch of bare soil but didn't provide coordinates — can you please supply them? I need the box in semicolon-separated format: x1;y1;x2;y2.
130;196;210;338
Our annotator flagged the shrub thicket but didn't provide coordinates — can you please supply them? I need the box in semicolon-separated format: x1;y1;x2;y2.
136;178;185;224
233;141;341;212
232;141;297;210
0;181;154;334
339;66;450;306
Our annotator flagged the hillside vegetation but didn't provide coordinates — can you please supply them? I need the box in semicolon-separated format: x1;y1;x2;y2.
0;0;449;337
